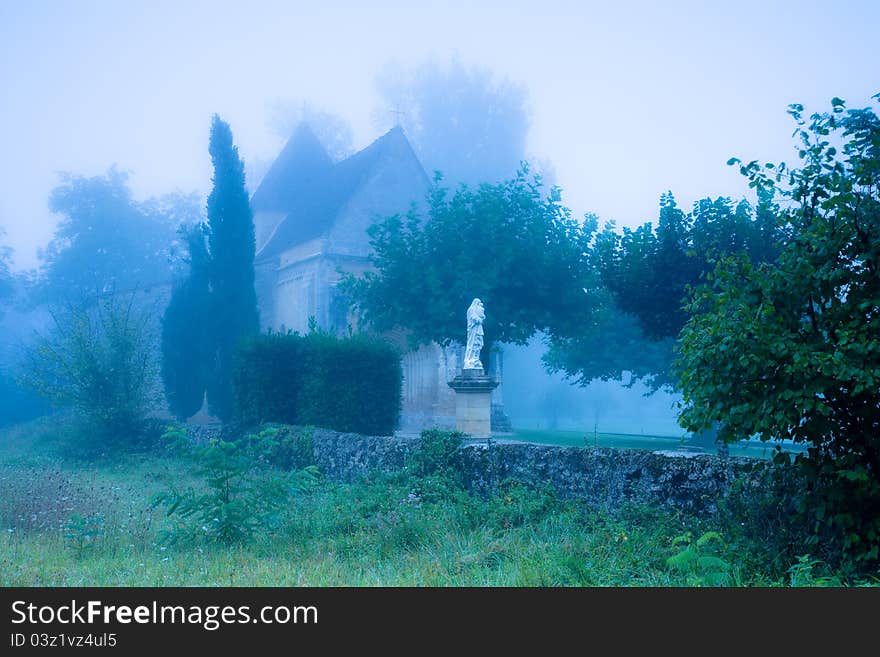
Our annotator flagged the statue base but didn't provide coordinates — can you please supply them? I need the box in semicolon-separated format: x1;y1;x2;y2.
447;368;499;439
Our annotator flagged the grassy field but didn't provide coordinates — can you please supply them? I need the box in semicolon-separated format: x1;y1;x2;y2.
0;417;869;587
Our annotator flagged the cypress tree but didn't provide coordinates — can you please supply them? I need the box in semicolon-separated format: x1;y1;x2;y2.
205;114;259;420
161;225;212;420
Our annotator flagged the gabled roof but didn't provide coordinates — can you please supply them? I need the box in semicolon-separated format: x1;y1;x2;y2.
256;125;428;260
250;123;332;213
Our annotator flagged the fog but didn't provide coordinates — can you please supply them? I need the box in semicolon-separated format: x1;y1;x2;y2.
1;0;877;434
3;0;877;269
503;336;684;437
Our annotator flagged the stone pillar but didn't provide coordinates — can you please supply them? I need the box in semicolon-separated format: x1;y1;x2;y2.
489;346;513;432
447;368;499;438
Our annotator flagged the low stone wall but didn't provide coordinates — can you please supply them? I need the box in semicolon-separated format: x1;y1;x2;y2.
454;442;770;515
185;424;780;516
307;429;774;516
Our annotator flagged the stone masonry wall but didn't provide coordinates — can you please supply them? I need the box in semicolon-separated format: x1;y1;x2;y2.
307;428;774;516
186;425;781;517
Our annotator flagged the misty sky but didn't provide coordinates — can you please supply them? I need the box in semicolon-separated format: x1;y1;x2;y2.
1;0;878;269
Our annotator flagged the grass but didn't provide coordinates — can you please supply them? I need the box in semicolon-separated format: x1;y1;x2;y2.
0;416;870;587
509;428;809;459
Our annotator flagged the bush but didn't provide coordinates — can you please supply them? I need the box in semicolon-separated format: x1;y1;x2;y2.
243;424;315;471
677;97;880;566
233;329;402;435
404;428;467;502
152;425;318;546
20;293;160;450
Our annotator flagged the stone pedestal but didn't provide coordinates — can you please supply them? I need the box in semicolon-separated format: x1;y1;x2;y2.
447;368;499;438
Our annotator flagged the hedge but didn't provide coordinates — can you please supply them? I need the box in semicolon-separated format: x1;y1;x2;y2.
233;330;402;435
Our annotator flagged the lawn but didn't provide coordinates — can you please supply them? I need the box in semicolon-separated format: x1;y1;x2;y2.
0;417;866;587
509;428;808;459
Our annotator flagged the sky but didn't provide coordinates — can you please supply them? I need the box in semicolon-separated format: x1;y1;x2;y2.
1;0;878;270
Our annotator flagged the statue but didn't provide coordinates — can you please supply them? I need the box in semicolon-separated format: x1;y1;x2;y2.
463;298;485;371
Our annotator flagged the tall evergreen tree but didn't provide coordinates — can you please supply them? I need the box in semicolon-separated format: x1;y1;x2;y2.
205;115;259;420
161;225;212;420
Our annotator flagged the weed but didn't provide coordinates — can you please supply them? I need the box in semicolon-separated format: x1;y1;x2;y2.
666;531;733;586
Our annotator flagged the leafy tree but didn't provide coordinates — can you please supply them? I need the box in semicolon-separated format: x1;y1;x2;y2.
594;192;774;342
560;191;783;391
205;115;260;420
340;167;595;365
375;57;530;186
677;96;880;563
543;293;676;391
161;224;212;420
39;169;194;301
21;292;160;447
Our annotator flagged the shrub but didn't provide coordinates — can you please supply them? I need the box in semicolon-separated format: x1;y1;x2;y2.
408;428;465;478
404;428;467;502
152;426;318;546
665;531;733;586
243;424;315;471
678;97;880;566
233;332;302;427
20;293;160;450
233;329;402;435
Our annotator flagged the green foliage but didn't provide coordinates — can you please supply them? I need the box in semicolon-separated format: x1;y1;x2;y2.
715;468;821;577
407;428;466;478
39;169;195;302
152;426;318;546
20;293;159;450
678;97;880;564
205;114;260;421
403;428;467;501
63;513;105;559
787;555;846;587
594;192;782;343
341;166;594;364
546;192;781;391
296;330;401;435
486;480;561;530
233;329;402;435
161;224;212;420
665;530;732;586
242;424;315;471
3;419;878;585
233;332;301;427
543;289;677;391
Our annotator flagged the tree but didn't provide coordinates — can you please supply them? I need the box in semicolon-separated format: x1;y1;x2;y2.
39;169;194;302
677;97;880;563
21;292;159;446
340;167;595;365
543;292;676;391
205;115;260;420
559;191;783;391
161;224;212;420
374;57;531;186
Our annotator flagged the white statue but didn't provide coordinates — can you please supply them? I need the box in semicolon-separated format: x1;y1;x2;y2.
463;298;485;371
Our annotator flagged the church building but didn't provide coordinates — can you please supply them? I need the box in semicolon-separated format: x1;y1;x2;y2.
250;124;507;432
